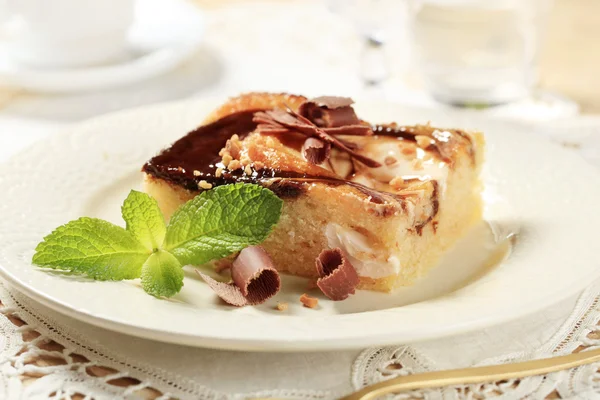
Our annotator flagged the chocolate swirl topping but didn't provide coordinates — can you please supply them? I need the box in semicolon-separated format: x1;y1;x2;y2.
142;100;473;228
143;110;404;204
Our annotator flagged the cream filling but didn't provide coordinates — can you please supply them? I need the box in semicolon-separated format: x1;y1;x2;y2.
324;138;451;279
325;223;400;279
358;140;449;191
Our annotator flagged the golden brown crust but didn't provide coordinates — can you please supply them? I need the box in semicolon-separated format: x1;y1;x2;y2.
203;92;308;125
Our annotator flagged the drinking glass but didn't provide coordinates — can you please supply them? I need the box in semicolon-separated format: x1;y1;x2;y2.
408;0;552;105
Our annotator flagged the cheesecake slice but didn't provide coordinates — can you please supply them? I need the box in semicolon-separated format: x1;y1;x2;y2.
142;93;484;292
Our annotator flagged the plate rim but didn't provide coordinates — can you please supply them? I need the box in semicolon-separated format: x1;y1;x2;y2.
1;263;596;352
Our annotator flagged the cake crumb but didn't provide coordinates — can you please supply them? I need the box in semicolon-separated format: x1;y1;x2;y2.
198;180;213;190
244;164;253;175
193;170;201;177
215;167;224;178
415;135;434;149
276;302;288;312
300;293;319;308
228;160;242;170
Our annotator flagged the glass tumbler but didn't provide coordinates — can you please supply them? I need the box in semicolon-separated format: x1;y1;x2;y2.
408;0;552;105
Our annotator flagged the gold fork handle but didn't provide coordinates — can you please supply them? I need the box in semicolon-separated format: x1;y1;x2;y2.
340;347;600;400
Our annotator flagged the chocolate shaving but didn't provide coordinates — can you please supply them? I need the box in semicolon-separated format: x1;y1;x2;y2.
288;107;381;167
322;125;373;136
299;96;363;128
315;248;359;301
254;109;381;168
197;246;281;306
196;272;248;307
309;96;355;109
302;137;331;164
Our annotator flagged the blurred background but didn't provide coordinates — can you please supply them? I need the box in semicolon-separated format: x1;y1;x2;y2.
0;0;597;157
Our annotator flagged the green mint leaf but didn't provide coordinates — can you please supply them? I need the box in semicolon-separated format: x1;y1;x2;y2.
32;217;150;280
140;250;183;298
164;183;282;266
122;190;166;252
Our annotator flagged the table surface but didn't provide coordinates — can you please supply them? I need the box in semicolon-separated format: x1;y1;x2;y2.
173;0;600;115
538;0;600;114
0;1;599;399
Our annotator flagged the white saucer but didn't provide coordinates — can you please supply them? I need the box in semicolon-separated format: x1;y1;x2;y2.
0;0;204;93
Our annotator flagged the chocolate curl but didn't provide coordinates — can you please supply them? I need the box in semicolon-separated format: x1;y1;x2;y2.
302;137;331;165
315;248;360;301
231;246;280;304
197;246;281;306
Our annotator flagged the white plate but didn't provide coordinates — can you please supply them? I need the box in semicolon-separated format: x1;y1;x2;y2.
0;99;598;352
0;0;204;93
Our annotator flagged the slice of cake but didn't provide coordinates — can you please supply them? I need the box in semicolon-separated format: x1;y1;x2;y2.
142;93;484;292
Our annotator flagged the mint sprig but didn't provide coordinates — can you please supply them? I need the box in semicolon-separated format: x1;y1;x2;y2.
32;183;283;298
165;183;282;265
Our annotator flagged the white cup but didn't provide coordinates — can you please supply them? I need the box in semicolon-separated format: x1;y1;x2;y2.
2;0;135;69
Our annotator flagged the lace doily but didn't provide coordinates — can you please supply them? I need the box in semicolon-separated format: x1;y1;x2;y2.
1;276;600;399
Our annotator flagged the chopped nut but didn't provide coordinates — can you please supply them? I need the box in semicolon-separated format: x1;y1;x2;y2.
300;293;319;308
198;180;212;190
401;180;434;197
244;164;253;175
228;160;242;170
401;146;416;156
276;302;288;311
412;158;423;170
193;170;201;177
225;135;242;159
384;156;397;166
389;176;405;190
215;167;224;178
240;155;251;166
266;137;276;147
222;154;233;167
415;135;434;149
